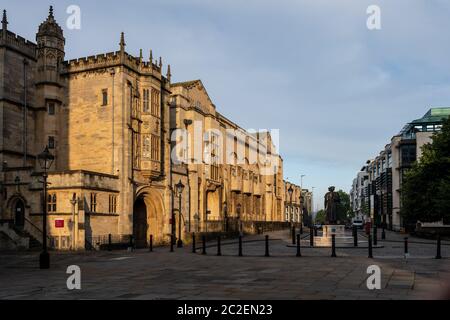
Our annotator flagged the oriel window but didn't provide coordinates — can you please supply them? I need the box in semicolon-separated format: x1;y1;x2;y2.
151;88;160;117
143;89;150;112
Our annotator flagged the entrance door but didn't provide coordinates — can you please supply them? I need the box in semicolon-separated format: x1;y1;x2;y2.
14;200;25;228
133;197;148;248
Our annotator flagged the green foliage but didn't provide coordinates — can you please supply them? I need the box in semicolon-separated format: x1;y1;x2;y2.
315;209;326;224
401;117;450;224
336;189;352;221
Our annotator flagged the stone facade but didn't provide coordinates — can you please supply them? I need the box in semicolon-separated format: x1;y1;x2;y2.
170;80;284;235
0;7;285;250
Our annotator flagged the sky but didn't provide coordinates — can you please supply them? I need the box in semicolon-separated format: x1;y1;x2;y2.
4;0;450;211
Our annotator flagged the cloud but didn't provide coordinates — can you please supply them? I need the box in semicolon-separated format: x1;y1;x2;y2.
4;0;450;209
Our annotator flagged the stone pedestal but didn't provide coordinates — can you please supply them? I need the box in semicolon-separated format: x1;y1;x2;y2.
322;225;345;237
314;224;353;247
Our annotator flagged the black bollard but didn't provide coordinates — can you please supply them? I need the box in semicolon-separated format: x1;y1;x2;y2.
331;234;336;257
108;233;112;251
310;227;314;247
217;236;222;256
436;235;441;259
292;225;296;245
300;225;303;235
192;233;196;253
238;235;243;256
170;234;174;252
381;226;386;240
373;226;378;246
202;235;206;255
265;235;270;257
353;226;358;247
314;227;318;237
368;234;373;258
296;234;302;257
404;237;408;255
149;234;153;252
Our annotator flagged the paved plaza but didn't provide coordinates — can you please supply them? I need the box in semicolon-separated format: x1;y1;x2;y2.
1;229;449;300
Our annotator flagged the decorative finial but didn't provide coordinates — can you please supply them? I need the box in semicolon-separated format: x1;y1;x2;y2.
2;9;7;31
139;49;143;62
119;32;125;51
166;64;171;82
149;49;153;63
48;6;54;19
159;56;162;68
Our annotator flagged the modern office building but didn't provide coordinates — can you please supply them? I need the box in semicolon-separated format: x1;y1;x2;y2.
350;107;450;231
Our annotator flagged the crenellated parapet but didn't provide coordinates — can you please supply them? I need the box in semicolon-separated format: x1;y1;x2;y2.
0;30;36;59
64;50;164;79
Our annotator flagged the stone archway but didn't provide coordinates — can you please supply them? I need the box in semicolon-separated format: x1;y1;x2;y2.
133;197;147;248
133;187;165;247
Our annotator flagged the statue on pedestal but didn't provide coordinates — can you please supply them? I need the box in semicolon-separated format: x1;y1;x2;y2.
324;186;340;224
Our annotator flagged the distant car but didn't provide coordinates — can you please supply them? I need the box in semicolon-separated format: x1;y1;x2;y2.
352;220;364;229
314;223;322;230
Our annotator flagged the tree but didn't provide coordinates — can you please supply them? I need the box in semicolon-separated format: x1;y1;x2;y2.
401;117;450;225
315;209;326;224
336;189;352;222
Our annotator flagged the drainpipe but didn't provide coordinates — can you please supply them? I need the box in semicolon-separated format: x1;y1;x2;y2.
23;59;28;167
110;68;115;175
183;119;192;232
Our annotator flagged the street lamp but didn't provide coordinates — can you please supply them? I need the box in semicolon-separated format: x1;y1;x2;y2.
223;202;228;232
70;193;77;250
37;146;54;269
287;185;293;222
175;179;185;248
288;184;294;243
236;203;242;235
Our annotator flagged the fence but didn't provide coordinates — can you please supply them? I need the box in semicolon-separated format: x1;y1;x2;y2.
86;234;133;250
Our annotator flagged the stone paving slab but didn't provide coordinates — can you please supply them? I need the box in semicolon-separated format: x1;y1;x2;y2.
1;229;450;300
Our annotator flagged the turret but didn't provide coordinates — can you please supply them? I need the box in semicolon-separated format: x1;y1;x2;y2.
36;6;65;84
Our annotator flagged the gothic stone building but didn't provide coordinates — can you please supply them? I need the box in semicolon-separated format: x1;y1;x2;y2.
0;7;285;250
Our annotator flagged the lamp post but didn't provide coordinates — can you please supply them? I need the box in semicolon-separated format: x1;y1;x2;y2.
38;146;54;269
236;203;242;235
175;179;185;248
70;193;77;250
288;184;294;242
223;202;228;232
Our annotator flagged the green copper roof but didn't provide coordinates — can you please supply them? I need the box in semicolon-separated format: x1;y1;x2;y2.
411;107;450;124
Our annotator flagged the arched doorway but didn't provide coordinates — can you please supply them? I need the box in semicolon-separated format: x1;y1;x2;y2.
14;199;25;228
133;197;147;248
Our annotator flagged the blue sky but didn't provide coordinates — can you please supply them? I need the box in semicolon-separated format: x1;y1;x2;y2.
4;0;450;211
